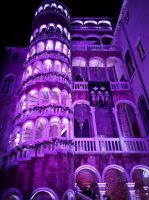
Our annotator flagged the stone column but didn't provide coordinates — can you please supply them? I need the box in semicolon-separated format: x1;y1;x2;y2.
91;107;98;137
135;110;146;137
112;107;126;151
127;182;136;200
97;183;106;200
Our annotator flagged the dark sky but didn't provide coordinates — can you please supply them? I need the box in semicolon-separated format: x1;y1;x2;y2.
0;0;123;48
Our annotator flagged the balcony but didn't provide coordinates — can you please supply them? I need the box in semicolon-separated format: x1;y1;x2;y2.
71;44;119;52
4;137;149;167
72;81;131;91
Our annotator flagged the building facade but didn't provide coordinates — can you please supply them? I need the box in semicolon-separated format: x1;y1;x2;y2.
0;0;149;200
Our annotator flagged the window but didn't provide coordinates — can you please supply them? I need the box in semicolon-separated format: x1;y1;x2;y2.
138;95;149;135
137;40;145;61
125;50;135;78
125;11;129;24
1;75;15;94
12;53;19;60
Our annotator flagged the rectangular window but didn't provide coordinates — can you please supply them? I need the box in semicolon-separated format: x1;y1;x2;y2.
137;40;145;61
12;53;19;61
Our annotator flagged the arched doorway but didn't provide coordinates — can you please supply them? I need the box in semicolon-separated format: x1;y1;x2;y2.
74;103;93;138
117;103;141;137
75;166;100;199
30;188;59;200
104;167;130;200
132;167;149;200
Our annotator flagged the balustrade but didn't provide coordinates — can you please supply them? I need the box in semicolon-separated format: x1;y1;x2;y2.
72;82;88;90
5;137;149;168
110;81;131;91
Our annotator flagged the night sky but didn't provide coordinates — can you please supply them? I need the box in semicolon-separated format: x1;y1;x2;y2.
0;0;123;59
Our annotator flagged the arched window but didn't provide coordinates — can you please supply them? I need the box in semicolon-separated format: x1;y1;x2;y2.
62;44;68;55
46;40;54;51
125;50;135;78
72;57;86;67
28;90;39;107
36;41;45;53
33;61;42;75
51;88;60;104
22;121;33;143
62;63;68;75
35;118;48;139
75;74;84;82
55;41;62;52
43;59;53;73
61;90;68;106
26;66;32;78
61;118;69;137
40;87;50;104
13;127;21;147
138;95;149;135
1;75;15;94
54;60;61;73
50;117;60;137
20;95;27;111
30;46;36;57
89;58;104;67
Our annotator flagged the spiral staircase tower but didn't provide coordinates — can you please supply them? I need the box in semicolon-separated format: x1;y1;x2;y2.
12;0;73;149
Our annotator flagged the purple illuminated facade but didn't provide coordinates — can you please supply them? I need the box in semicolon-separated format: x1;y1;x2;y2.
0;0;149;200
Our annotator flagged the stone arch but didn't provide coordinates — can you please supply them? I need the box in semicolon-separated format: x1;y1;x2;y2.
75;165;101;182
72;57;87;67
106;56;124;81
103;165;130;200
102;164;130;182
130;165;149;200
30;187;59;200
72;100;90;109
115;99;137;111
0;73;15;95
35;117;48;140
49;116;61;137
1;188;23;200
61;189;75;200
115;100;141;137
71;34;85;41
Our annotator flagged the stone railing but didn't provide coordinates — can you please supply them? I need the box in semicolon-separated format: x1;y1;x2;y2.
14;105;73;125
19;72;71;94
72;82;88;91
72;81;131;92
4;137;149;167
110;81;131;91
71;44;119;52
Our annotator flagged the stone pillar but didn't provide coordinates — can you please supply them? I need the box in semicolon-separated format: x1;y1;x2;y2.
97;183;106;200
127;182;136;200
135;110;146;137
112;107;126;151
91;107;98;137
104;61;110;81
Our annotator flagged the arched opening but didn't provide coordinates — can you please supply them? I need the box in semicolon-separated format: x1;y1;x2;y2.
61;118;69;137
132;168;149;200
36;41;45;53
54;60;61;73
35;117;48;140
61;90;68;106
117;103;141;137
40;87;50;105
20;95;27;111
1;188;23;200
30;188;58;200
13;127;21;147
74;103;93;138
55;41;62;52
74;74;84;82
26;66;32;78
106;57;125;81
51;88;61;104
62;63;68;75
89;58;106;81
43;59;53;73
104;168;129;200
75;167;100;199
101;37;112;45
1;75;15;94
33;61;42;75
30;46;36;57
22;121;34;143
49;117;60;137
46;40;54;51
28;90;39;107
138;95;149;136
